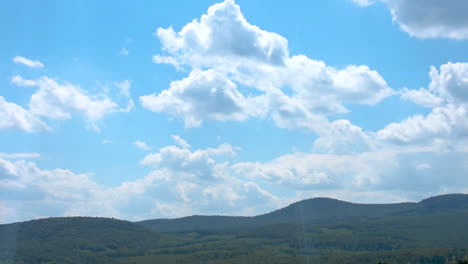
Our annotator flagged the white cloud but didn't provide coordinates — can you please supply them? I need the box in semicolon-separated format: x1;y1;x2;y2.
12;56;44;68
101;139;112;144
27;77;119;121
10;76;132;130
400;87;444;108
141;69;264;127
385;0;468;39
115;80;131;98
312;119;374;154
133;140;152;151
377;104;468;144
428;63;468;103
0;153;40;159
354;0;468;39
0;96;50;133
379;63;468;145
351;0;375;7
279;56;394;115
0;158;99;203
233;147;468;194
3;138;468;223
145;0;394;132
171;135;190;149
152;55;183;70
11;75;36;87
140;143;236;181
0;142;280;223
156;0;289;66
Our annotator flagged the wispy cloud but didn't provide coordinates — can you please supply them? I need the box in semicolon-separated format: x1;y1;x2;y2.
171;135;190;149
0;152;40;159
13;56;44;68
134;140;152;151
120;48;129;56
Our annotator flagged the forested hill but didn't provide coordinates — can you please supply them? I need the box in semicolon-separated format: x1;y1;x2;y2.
2;193;468;264
138;193;468;232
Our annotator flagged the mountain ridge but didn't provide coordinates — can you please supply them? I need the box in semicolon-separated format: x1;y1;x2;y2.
2;193;467;226
2;193;468;264
138;193;468;233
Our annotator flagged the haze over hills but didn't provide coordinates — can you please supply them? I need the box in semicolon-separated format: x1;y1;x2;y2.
138;193;468;232
2;194;468;264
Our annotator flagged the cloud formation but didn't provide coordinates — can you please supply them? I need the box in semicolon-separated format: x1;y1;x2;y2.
0;140;280;223
10;76;133;132
141;69;263;127
156;0;289;66
134;140;152;151
171;135;190;149
380;63;468;145
354;0;468;39
0;96;50;133
12;56;44;68
143;0;393;132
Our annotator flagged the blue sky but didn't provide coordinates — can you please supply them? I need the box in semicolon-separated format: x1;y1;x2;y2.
1;0;468;223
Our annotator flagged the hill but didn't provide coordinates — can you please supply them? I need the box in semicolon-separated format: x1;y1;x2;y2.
138;194;468;233
2;194;468;264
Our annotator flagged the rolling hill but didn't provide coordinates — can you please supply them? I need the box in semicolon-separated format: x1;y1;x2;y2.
2;194;468;264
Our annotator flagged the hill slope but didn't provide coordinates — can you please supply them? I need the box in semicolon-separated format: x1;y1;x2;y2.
2;194;468;264
138;194;468;233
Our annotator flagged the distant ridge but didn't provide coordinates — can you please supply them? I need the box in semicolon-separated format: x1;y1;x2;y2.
138;193;468;233
2;193;468;264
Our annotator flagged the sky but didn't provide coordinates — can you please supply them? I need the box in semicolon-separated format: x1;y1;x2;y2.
1;0;468;223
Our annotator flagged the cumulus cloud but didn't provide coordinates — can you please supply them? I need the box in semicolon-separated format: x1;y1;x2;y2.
400;87;444;108
3;135;468;223
156;0;289;66
12;56;44;68
141;69;265;127
27;77;118;121
0;158;99;204
354;0;468;39
380;63;468;145
312;119;374;154
279;56;393;115
428;63;468;103
133;140;152;151
143;0;393;132
233;147;468;195
140;143;236;181
384;0;468;39
0;157;110;223
312;62;468;153
0;142;280;223
377;104;468;145
10;76;133;131
0;96;50;133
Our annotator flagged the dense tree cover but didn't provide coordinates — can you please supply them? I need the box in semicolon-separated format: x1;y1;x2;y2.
1;194;468;264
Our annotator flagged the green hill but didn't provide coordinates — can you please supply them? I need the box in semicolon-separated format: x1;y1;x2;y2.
138;194;468;233
2;194;468;264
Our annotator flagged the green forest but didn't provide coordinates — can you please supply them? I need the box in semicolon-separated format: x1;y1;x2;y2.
2;194;468;264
